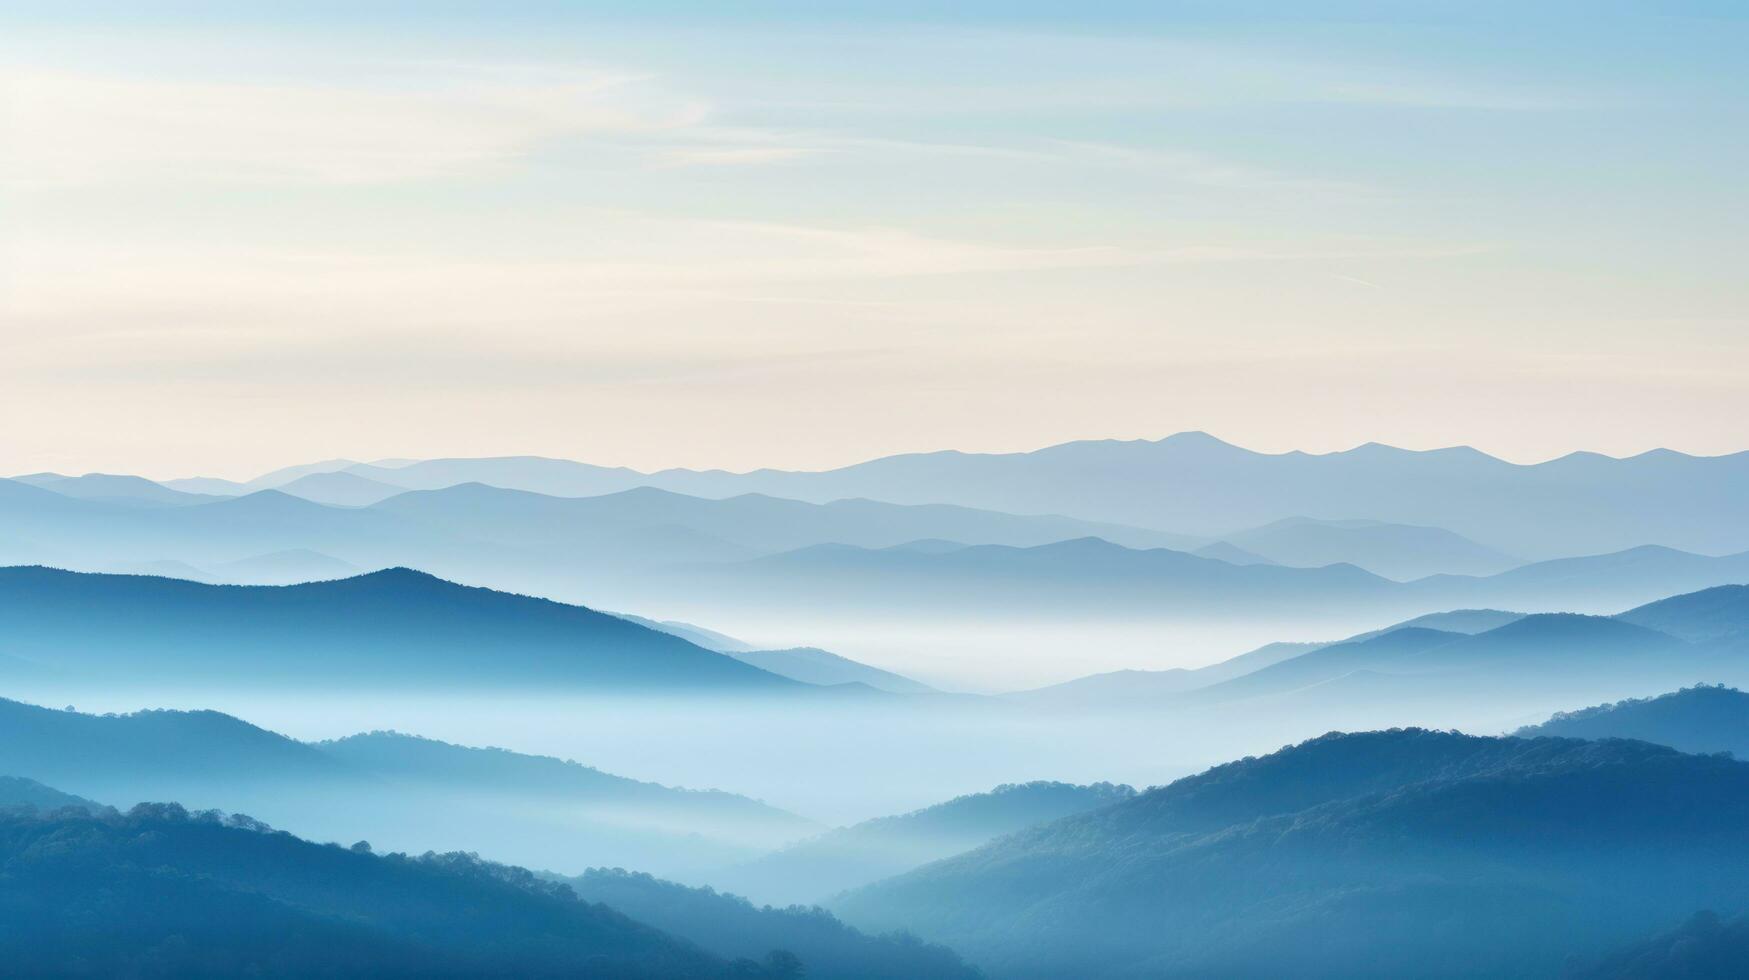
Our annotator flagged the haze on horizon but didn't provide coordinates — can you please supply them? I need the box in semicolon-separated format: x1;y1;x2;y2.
3;1;1746;478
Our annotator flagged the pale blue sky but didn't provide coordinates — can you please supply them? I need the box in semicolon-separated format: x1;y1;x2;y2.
2;2;1744;477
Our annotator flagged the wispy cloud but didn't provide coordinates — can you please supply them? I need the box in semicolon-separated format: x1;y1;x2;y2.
0;67;706;187
655;144;825;167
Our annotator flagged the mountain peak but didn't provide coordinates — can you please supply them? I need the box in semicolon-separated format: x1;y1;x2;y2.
1153;431;1241;451
342;566;448;587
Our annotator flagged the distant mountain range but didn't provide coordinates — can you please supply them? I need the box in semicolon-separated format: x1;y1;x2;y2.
667;534;1749;625
11;455;1747;649
834;729;1749;978
1013;585;1749;720
1215;516;1522;580
0;696;816;879
1182;614;1686;705
720;781;1135;907
1011;607;1529;705
0;474;1212;587
150;433;1749;557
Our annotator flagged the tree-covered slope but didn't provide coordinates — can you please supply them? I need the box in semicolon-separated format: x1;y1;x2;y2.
837;731;1749;978
0;804;787;978
568;868;981;980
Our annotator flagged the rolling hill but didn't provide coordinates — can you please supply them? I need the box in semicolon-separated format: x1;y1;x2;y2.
721;781;1135;906
1006;608;1522;706
0;804;780;978
0;565;795;693
318;731;818;858
1516;686;1749;758
1616;583;1749;644
565;869;981;980
0;775;105;813
0;697;817;880
836;730;1749;978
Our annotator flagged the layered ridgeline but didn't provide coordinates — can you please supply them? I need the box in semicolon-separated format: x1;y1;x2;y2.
152;434;1749;558
1615;582;1749;646
664;538;1749;625
1516;685;1749;758
0;698;816;880
10;472;1749;666
1013;585;1749;721
0;803;807;979
0;775;105;813
565;870;981;980
0;566;798;693
0;474;1195;584
1209;516;1522;580
719;781;1136;906
835;730;1749;978
617;615;938;694
1007;608;1526;706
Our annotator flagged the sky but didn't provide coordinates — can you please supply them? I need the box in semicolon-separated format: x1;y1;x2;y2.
2;2;1745;480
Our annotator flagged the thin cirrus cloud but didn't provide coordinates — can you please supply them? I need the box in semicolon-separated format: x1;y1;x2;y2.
1;7;1741;475
0;67;708;188
3;219;1212;334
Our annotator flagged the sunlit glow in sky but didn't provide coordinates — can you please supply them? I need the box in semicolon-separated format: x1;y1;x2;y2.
3;2;1745;478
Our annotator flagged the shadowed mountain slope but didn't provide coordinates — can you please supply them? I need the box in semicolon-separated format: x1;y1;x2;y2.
318;731;817;852
1516;686;1749;758
566;869;982;980
724;648;936;694
0;775;106;813
0;566;793;692
616;615;759;653
0;696;342;800
1182;614;1694;711
0;698;816;881
837;730;1749;978
1617;584;1749;645
0;805;778;978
